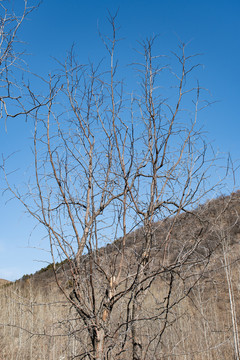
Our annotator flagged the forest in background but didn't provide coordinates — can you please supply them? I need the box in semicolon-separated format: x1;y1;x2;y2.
1;192;240;359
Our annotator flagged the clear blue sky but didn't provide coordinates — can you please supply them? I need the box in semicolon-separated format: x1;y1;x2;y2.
0;0;239;281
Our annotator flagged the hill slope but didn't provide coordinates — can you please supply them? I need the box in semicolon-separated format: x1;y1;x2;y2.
0;279;11;287
1;191;240;359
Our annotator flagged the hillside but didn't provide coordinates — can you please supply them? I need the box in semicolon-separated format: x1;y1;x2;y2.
0;279;11;287
1;191;240;359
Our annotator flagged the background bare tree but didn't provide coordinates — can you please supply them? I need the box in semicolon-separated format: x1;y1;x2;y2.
0;0;39;125
5;15;224;360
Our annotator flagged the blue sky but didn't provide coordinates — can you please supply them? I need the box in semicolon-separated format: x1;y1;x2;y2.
0;0;239;281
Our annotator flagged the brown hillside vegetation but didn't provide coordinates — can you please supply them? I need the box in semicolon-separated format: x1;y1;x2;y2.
0;279;11;287
1;191;240;359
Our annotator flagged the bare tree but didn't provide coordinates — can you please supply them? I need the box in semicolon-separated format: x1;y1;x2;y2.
0;0;39;125
5;14;222;360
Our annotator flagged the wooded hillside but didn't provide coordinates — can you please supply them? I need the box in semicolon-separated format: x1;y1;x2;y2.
1;191;240;359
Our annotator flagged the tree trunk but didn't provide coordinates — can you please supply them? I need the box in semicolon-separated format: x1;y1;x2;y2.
95;328;105;360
